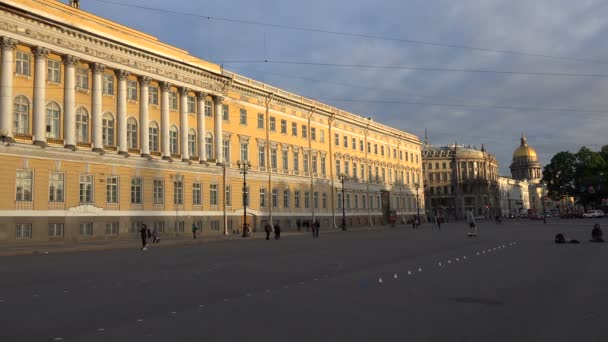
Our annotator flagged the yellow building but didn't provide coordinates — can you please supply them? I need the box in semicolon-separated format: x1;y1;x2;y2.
0;0;423;242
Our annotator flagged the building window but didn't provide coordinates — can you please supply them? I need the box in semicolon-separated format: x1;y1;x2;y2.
272;188;278;208
361;165;365;181
304;192;310;209
334;133;339;146
149;122;159;152
335;160;341;176
283;189;290;208
192;182;202;205
240;109;248;125
102;113;114;146
360;140;364;151
293;151;299;171
223;139;230;162
260;188;266;208
337;193;343;209
354;194;359;209
294;190;301;208
127;117;138;149
282;149;288;171
79;222;93;236
79;174;93;203
187;95;196;113
352;138;356;150
13;96;29;135
291;122;297;136
16;51;30;76
16;170;33;201
257;113;264;129
205;100;212;117
16;223;32;239
269;117;276;131
48;223;64;237
222;104;229;121
206;133;213;159
344;161;350;177
103;74;114;95
45;102;60;138
374;144;378;154
127;80;138;100
346;194;351;209
258;145;266;168
225;185;231;206
243;186;250;207
210;184;218;205
303;153;309;173
47;59;61;83
393;149;397;158
367;142;371;153
188;129;196;156
148;86;158;105
312;155;318;174
381;146;384;156
153;179;164;204
49;172;64;202
311;127;316;141
343;136;348;148
169;125;179;155
321;156;326;176
154;221;165;234
302;125;308;138
353;163;358;178
314;192;319;209
240;142;248;161
75;107;89;143
131;177;143;204
105;222;119;235
362;195;367;209
76;67;89;89
177;221;185;233
280;120;287;134
169;91;178;110
174;179;183;205
106;176;119;203
320;129;325;143
271;147;278;169
322;193;327;209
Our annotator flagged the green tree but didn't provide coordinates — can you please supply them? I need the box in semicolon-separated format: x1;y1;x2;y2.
542;151;577;200
574;147;607;209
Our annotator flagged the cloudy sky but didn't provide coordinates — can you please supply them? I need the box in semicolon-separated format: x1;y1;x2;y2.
78;0;608;174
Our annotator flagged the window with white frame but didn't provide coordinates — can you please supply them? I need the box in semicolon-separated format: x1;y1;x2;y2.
291;122;297;136
311;127;316;141
149;122;159;152
187;95;195;113
188;129;196;156
283;189;290;208
169;125;178;155
312;154;318;174
48;223;64;237
169;91;178;110
106;176;119;203
153;179;164;204
79;222;93;236
75;107;89;142
280;120;287;134
240;109;247;125
346;194;350;209
344;161;349;177
258;145;266;168
343;136;348;148
154;221;165;233
105;222;119;235
354;194;359;209
257;113;264;129
49;172;64;202
206;133;213;159
127;117;138;149
103;74;114;95
46;102;60;138
16;51;30;76
148;86;158;105
13;96;29;134
47;59;61;83
271;147;277;169
222;104;229;121
334;133;339;146
192;182;202;205
131;177;143;204
210;184;218;205
225;185;231;206
294;190;301;208
320;129;325;143
282;149;288;171
16;170;33;201
303;153;309;173
321;156;326;176
352;138;356;150
337;193;343;209
304;191;310;208
293;151;299;171
102;113;114;146
223;139;230;162
16;223;32;239
260;188;266;208
272;188;278;208
76;67;89;89
240;142;248;161
269;117;276;131
322;192;327;209
335;160;341;176
314;192;319;209
79;174;93;203
173;178;183;205
301;125;307;138
205;100;212;117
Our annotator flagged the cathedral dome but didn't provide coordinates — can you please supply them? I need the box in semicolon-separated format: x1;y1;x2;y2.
512;135;538;160
510;134;542;181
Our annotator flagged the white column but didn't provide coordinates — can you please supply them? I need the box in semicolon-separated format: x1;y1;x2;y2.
196;92;206;163
180;87;189;161
62;55;79;150
115;70;129;155
91;63;105;152
0;37;17;142
33;46;49;146
160;82;171;160
213;95;224;164
138;76;150;157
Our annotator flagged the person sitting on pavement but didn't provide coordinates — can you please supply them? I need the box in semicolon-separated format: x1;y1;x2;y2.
555;233;580;244
591;224;604;243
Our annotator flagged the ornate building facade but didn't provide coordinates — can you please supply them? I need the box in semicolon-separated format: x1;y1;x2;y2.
422;144;499;221
510;134;542;181
0;0;423;242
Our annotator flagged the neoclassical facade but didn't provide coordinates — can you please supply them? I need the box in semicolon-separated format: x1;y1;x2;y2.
510;135;542;181
0;0;423;242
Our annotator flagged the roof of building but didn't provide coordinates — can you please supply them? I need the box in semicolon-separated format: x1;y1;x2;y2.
512;135;538;160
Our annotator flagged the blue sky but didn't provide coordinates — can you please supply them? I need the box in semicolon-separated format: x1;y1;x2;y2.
77;0;608;174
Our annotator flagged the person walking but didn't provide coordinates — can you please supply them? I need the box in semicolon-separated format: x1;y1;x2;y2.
296;220;302;232
151;224;160;244
313;220;320;238
140;223;148;250
466;210;477;237
274;223;281;240
265;223;272;240
192;223;198;239
435;216;441;231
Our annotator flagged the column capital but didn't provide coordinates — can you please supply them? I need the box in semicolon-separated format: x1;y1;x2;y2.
137;75;151;86
33;46;50;58
62;55;79;66
196;91;208;100
91;62;106;73
114;69;130;80
159;81;172;92
179;87;190;96
212;95;225;102
1;37;18;49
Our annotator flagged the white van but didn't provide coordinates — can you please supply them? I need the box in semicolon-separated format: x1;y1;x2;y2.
583;210;605;218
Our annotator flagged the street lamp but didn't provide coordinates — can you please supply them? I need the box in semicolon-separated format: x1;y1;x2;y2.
338;174;348;230
414;182;420;226
237;159;252;237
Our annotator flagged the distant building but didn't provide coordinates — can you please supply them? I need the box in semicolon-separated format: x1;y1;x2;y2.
510;134;542;181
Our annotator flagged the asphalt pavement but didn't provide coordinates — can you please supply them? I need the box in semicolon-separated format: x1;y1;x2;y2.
1;219;607;342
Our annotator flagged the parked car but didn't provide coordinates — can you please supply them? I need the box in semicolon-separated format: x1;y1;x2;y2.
583;210;605;218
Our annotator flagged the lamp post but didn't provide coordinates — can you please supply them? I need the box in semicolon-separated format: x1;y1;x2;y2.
338;174;348;230
414;182;420;226
237;160;252;237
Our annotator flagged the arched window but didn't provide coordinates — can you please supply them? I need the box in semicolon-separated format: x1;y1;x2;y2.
45;102;60;138
75;107;89;143
149;121;159;152
205;132;213;159
102;112;114;146
169;125;179;155
188;128;196;156
127;117;138;149
13;96;30;135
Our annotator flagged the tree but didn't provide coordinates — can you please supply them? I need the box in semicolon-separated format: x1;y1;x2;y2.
574;147;607;209
542;152;577;200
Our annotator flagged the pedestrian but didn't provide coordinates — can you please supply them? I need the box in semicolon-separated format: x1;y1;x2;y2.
152;225;160;244
315;220;320;238
192;223;198;239
466;210;477;237
140;223;148;250
274;223;281;240
296;220;301;232
435;216;441;231
591;223;604;243
265;223;272;240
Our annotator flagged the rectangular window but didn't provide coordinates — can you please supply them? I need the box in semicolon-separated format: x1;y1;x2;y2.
334;133;339;146
335;160;341;176
205;100;213;117
106;176;119;203
361;165;365;181
337;193;343;209
223;140;230;163
79;222;93;236
240;143;249;161
240;109;247;125
346;194;351;209
282;150;288;171
270;117;276;131
258;145;266;168
322;193;327;209
271;147;278;169
127;80;138;100
283;189;290;208
222;104;229;121
362;195;367;209
173;179;183;205
353;163;358;179
154;221;165;234
225;185;231;206
302;125;308;138
343;136;348;148
49;172;64;202
105;222;119;236
210;184;218;205
48;223;64;237
367;142;371;153
374;144;378;154
148;86;158;105
259;188;266;208
312;155;318;174
131;177;143;204
314;192;319;209
169;91;178;110
47;59;61;83
79;174;93;203
294;191;301;208
381;146;385;156
303;153;309;173
102;74;114;95
153;179;164;204
257;113;264;129
344;161;349;177
192;182;202;205
77;67;89;89
400;151;403;160
393;149;397;159
320;130;325;143
352;138;356;150
360;140;364;152
16;223;32;239
187;95;196;113
16;51;31;76
311;127;316;141
293;151;299;171
291;122;297;136
304;192;310;208
321;156;326;176
273;189;279;208
177;221;185;233
280;120;287;134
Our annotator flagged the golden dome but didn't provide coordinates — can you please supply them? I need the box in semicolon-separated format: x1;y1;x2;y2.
513;135;537;160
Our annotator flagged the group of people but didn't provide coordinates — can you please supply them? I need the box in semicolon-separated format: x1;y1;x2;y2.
264;223;281;240
555;223;604;244
265;220;321;240
139;224;160;251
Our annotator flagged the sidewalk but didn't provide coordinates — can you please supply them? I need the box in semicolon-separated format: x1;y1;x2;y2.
0;225;392;257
